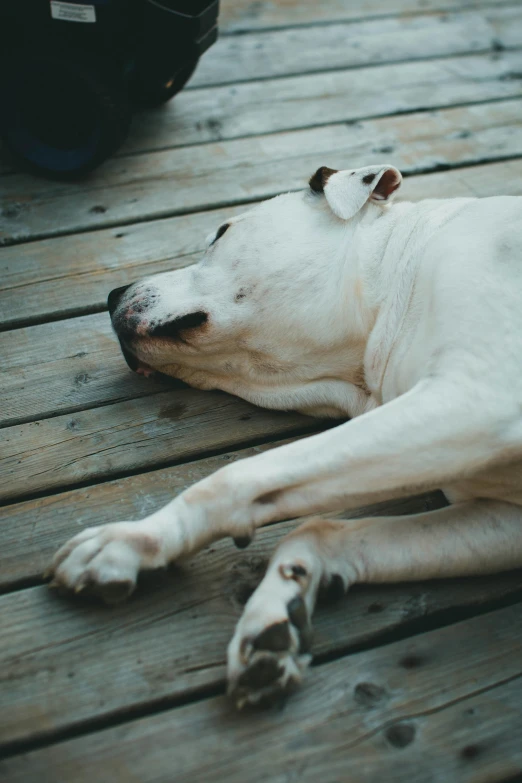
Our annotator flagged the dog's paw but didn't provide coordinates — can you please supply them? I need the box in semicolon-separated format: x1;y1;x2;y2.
45;522;164;604
227;565;314;709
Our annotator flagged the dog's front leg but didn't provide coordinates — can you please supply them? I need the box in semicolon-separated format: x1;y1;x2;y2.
49;378;515;601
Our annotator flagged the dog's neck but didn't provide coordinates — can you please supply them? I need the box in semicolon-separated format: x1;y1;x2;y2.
340;198;474;404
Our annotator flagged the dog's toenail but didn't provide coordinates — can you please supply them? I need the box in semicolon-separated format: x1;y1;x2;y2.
287;596;312;653
287;596;307;630
253;621;291;652
233;536;252;549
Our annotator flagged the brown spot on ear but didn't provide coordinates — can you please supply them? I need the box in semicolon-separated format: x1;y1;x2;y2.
372;168;402;201
309;166;338;193
362;173;376;185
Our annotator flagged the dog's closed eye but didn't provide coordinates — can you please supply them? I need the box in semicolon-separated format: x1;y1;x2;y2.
211;223;230;246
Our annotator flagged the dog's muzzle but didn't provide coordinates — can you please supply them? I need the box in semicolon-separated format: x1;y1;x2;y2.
107;284;209;376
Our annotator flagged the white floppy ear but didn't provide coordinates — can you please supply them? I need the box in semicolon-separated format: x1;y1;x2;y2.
310;164;402;220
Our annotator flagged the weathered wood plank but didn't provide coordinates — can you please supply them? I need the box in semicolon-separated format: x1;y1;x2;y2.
3;158;522;329
1;9;521;180
0;312;173;426
1;7;520;180
218;0;519;33
0;432;445;588
192;6;522;88
2;99;522;245
1;596;521;774
294;679;522;783
0;390;324;502
125;50;522;155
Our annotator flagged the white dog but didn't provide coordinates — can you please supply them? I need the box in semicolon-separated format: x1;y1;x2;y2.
49;164;522;707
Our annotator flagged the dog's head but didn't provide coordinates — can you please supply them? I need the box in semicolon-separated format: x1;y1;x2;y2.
109;164;401;416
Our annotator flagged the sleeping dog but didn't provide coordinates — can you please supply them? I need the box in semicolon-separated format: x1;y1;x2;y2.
48;164;522;707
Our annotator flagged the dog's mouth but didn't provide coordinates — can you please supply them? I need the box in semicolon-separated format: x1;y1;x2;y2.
116;337;156;378
114;311;210;377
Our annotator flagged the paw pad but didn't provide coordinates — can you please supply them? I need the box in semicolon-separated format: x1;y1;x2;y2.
253;620;291;652
228;595;313;708
237;655;283;690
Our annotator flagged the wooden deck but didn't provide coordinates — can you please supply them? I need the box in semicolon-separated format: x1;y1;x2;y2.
1;1;522;779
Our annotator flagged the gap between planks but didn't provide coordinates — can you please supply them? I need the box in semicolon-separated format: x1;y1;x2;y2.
119;48;522;157
1;599;521;778
218;0;522;34
0;407;330;505
0;504;520;752
0;1;520;176
189;5;522;88
3;99;522;247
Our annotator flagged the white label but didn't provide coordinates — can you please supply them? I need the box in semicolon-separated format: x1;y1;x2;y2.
50;2;96;23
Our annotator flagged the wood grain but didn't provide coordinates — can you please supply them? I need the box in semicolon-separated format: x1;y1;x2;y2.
124;50;522;155
0;311;172;426
0;390;326;502
2;99;522;245
192;6;521;87
1;3;519;179
1;598;521;775
218;0;520;33
298;679;522;783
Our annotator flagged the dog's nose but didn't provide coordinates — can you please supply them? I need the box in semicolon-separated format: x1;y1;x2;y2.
107;285;132;317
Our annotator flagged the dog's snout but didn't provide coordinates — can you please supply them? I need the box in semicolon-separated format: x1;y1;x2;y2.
108;285;132;317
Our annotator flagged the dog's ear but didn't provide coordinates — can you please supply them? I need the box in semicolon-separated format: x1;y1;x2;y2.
309;164;402;220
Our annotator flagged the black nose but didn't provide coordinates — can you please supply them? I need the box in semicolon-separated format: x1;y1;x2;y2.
107;285;131;317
